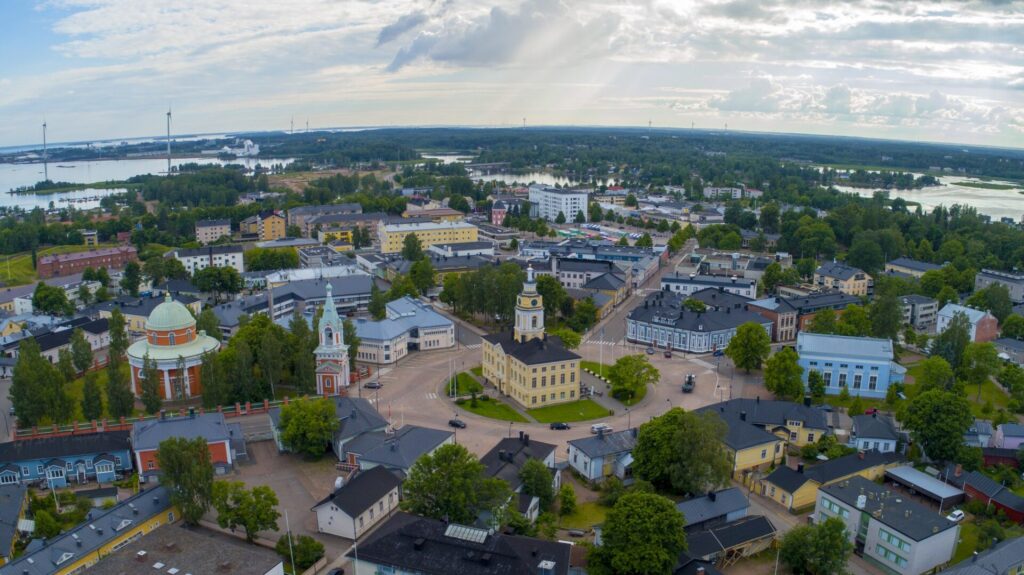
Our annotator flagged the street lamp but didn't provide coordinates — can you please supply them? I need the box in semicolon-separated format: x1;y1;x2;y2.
508;421;513;438
626;408;630;429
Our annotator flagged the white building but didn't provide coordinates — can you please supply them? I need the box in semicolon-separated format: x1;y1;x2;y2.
195;219;231;245
661;273;757;299
703;187;743;200
352;296;455;364
528;185;589;223
167;245;245;275
313;466;401;540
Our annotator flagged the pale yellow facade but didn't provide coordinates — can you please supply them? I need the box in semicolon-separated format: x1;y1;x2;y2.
730;440;786;478
379;221;478;254
481;267;582;409
814;271;873;297
259;213;287;241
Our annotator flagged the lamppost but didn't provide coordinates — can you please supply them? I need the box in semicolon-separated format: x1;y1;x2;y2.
508;421;513;438
626;407;631;429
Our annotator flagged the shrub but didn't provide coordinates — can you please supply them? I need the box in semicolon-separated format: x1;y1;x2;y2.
276;533;325;570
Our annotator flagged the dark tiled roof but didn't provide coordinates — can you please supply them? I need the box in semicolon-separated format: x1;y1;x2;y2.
269;397;388;443
675;488;749;528
480;436;556;492
753;291;861;315
583;273;625;291
482;332;581;365
0;431;130;463
765;450;902;494
674;554;725;575
686;515;776;558
171;245;243;258
852;414;898;441
697;398;829;431
815;261;865;280
196;219;230;227
628;291;769;333
33;318;109;352
312;466;401;517
131;413;235;451
942;536;1024;575
821;476;958;541
349;512;571;575
686;287;752;311
0;484;26;560
345;426;453;471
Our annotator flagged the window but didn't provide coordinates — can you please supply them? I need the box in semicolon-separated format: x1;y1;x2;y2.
807;433;815;443
853;374;862;389
790;432;798;441
147;461;155;470
761;449;767;459
823;371;832;385
869;375;878;390
114;456;122;467
532;378;537;388
820;497;849;518
36;465;43;475
770;486;776;496
359;517;364;528
838;373;848;387
875;544;908;568
879;529;911;552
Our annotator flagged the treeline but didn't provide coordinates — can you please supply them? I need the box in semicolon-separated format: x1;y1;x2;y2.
834;169;939;189
134;167;257;207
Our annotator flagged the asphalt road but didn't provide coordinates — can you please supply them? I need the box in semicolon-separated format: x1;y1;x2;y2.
0;378;12;441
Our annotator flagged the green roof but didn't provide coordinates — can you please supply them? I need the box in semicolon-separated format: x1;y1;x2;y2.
145;293;196;331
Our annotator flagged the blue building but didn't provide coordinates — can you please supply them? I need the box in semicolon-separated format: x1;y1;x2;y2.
0;431;132;488
795;333;906;399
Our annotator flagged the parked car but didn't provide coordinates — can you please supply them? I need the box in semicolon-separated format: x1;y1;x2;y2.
448;418;467;429
664;350;672;358
550;422;571;430
712;349;725;357
682;373;695;393
327;569;345;575
645;347;655;355
946;509;965;523
590;423;612;434
363;381;383;389
864;408;879;415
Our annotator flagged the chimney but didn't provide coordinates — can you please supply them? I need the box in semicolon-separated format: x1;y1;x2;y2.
955;464;962;477
707;491;716;502
797;463;805;473
519;430;525;441
598;428;605;439
413;538;425;551
631;427;638;438
803;396;811;407
499;449;506;462
739;411;746;422
524;434;530;446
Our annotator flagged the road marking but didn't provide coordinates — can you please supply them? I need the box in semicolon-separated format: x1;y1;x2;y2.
585;339;618;346
425;392;439;400
463;343;482;350
691;358;717;370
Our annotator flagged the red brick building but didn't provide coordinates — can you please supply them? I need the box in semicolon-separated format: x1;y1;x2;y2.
36;246;138;278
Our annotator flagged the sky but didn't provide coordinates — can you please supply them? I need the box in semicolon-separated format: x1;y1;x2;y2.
0;0;1022;149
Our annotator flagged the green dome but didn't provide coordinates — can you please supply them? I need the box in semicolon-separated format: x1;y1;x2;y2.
146;294;196;332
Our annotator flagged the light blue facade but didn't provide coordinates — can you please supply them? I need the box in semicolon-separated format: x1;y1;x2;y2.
0;432;133;489
796;333;906;399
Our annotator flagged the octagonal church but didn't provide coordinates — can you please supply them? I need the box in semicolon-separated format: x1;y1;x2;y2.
127;293;221;400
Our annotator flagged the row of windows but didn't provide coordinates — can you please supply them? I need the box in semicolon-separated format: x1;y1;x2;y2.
878;528;911;552
874;544;908;568
813;370;879;390
531;373;575;387
809;361;879;371
820;496;850;518
21;457;123;478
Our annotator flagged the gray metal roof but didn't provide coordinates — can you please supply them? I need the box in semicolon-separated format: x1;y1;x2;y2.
884;466;964;502
887;257;941;273
130;413;235;451
0;486;172;575
345;425;453;471
0;431;130;463
796;332;894;361
0;484;26;561
852;414;898;441
941;536;1024;575
675;488;748;528
628;291;770;334
568;429;637;458
815;261;865;280
312;466;402;517
480;435;557;492
482;332;581;365
764;450;902;494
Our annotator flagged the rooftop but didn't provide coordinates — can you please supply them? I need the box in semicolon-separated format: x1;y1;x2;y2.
269;396;388;443
344;425;453;471
663;273;756;288
749;291;862;314
130;413;237;452
821;475;958;541
354;296;453;342
568;429;637;458
628;290;769;334
938;303;993;324
480;434;557;492
195;218;230;227
0;431;130;463
884;466;964;502
685;515;776;558
815;261;867;280
90;523;283;575
674;488;749;528
0;484;26;561
482;332;581;366
796;332;895;361
887;257;942;273
852;413;899;441
37;246;136;266
350;512;571;575
941;536;1024;575
696;399;829;450
381;220;476;232
168;244;243;258
312;466;402;517
764;450;902;494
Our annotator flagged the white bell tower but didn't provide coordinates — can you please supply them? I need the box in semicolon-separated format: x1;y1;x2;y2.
514;266;545;342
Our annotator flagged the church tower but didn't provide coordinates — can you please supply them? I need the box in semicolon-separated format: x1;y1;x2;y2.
514;266;545;343
315;283;350;396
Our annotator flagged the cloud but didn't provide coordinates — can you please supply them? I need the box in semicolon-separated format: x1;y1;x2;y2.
823;84;851;114
377;11;427;46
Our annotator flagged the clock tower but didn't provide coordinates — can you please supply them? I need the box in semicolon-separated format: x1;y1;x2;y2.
514;266;545;343
315;283;350;396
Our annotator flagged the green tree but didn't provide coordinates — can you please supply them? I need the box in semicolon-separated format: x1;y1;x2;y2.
34;509;62;538
870;293;902;342
568;297;599;332
903;389;973;462
632;408;732;495
109;308;128;357
1001;314;1024;340
967;284;1013;323
617;236;630;246
386;274;419;301
10;338;69;427
343;318;360;371
196;308;222;341
588;492;686;575
70;328;93;372
961;341;1000;399
549;327;581;350
82;371;104;421
555;211;566;224
276;534;324;570
244;247;299;271
105;355;135;418
725;322;771;373
936;285;959;308
278;398;340;458
624;193;638;207
536;275;567;319
200;351;229;409
931;311;972;370
32;282;73;315
401;233;424;261
211;481;281;542
574;210;586;224
401;443;510;524
765;347;805;401
635;233;654;248
608;354;660;401
368;283;387;320
808;370;826;401
559;484;576;516
120;261;142;296
410;258;436;293
519;458;555;512
140;354;163;415
157;436;215;525
258;328;284;399
846;235;885;274
915;356;957;392
807;308;838;334
836;304;871;336
194;266;243;303
780;517;853;575
57;348;76;383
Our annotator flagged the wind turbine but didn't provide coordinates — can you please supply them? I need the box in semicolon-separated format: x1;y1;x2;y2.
166;108;172;174
42;121;48;182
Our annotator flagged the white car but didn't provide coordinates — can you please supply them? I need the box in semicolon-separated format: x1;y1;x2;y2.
590;423;613;434
946;509;965;523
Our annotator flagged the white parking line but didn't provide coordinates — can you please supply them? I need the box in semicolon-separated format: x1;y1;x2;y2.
464;343;482;350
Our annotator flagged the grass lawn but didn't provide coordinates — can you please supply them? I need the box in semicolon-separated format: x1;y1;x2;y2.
952;522;978;563
458;397;528;422
903;361;1011;417
581;360;614;379
0;243;119;287
958;181;1019;190
558;501;607;530
447;372;483;396
528;399;610;423
470;366;483;377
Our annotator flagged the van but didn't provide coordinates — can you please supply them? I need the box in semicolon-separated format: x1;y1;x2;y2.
590;423;612;434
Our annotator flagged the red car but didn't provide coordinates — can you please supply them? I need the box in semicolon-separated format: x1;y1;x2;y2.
864;408;879;415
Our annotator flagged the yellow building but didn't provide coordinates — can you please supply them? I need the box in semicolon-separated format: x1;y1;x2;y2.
319;228;354;244
378;220;478;254
99;295;202;333
241;211;286;241
814;261;872;296
697;398;830;480
760;451;902;511
2;486;176;574
81;229;99;247
482;266;582;409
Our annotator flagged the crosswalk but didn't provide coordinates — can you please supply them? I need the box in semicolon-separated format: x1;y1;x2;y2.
463;343;482;350
425;392;439;400
585;339;618;346
691;358;717;370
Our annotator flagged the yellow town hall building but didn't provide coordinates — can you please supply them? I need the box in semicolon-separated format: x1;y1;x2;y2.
481;266;582;408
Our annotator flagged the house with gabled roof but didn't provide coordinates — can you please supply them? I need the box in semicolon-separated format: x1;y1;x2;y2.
760;450;903;511
480;433;558;522
0;431;132;489
568;428;637;482
268;396;389;459
131;413;243;482
675;488;749;532
312;466;402;540
849;413;900;453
